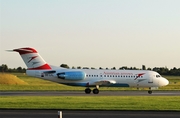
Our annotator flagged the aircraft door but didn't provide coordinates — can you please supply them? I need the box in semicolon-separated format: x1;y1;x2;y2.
148;74;154;83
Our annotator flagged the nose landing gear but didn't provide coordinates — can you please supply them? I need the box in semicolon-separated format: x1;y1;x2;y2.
148;87;152;94
148;90;152;94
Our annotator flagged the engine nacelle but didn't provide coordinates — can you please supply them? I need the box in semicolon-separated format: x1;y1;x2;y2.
57;71;86;80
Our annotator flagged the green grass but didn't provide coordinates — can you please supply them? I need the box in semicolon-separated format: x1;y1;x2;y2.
0;96;180;110
162;76;180;90
0;73;28;85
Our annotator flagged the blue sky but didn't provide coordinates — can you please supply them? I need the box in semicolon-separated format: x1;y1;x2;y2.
1;0;180;69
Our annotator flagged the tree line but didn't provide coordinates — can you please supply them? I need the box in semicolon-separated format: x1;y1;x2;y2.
1;64;180;76
0;64;26;73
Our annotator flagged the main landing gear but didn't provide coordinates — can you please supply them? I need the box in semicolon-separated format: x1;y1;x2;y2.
85;88;91;94
85;85;99;94
85;88;99;94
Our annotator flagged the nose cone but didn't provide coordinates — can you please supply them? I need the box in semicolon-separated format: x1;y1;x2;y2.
159;77;169;86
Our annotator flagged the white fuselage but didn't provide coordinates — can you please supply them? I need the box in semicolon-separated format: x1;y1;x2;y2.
26;68;169;88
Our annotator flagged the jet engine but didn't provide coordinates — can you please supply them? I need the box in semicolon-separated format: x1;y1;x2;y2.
57;71;86;80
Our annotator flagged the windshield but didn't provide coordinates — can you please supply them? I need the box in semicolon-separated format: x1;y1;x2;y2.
156;75;161;78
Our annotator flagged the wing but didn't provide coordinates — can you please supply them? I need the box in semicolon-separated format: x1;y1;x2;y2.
92;80;116;86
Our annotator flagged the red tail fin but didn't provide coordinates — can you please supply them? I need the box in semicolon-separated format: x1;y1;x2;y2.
13;47;51;70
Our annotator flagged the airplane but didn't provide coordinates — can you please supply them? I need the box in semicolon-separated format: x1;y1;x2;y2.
11;47;169;94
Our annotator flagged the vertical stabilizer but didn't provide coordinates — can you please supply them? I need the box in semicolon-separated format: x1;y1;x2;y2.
13;47;51;70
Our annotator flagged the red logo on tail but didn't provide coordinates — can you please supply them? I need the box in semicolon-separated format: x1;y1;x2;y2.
28;56;38;63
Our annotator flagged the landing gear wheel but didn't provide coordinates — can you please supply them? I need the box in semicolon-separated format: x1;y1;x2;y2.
85;88;91;94
148;90;152;94
93;88;99;94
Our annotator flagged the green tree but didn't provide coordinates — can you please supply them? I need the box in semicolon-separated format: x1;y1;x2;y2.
142;65;146;70
119;66;128;70
0;64;8;72
17;67;22;72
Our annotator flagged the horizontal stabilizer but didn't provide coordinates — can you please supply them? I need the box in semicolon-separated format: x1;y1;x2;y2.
6;50;14;52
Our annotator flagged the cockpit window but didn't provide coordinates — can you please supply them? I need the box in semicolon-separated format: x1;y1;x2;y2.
156;75;161;78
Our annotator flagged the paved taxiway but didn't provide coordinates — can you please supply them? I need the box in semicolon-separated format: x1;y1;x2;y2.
0;91;180;96
0;110;180;118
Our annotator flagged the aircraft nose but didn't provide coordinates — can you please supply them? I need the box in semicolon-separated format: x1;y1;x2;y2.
159;77;169;86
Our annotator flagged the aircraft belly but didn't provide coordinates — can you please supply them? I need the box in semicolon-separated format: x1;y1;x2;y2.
60;82;130;87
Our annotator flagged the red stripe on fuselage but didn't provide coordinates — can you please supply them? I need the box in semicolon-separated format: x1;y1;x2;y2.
27;64;52;70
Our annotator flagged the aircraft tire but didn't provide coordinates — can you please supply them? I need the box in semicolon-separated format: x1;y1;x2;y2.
93;88;99;94
85;88;91;94
148;90;152;94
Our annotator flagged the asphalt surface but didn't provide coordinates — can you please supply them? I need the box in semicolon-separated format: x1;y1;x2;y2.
1;91;180;118
0;110;180;118
1;91;180;96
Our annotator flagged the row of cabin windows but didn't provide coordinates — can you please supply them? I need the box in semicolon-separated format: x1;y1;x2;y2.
86;75;143;78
